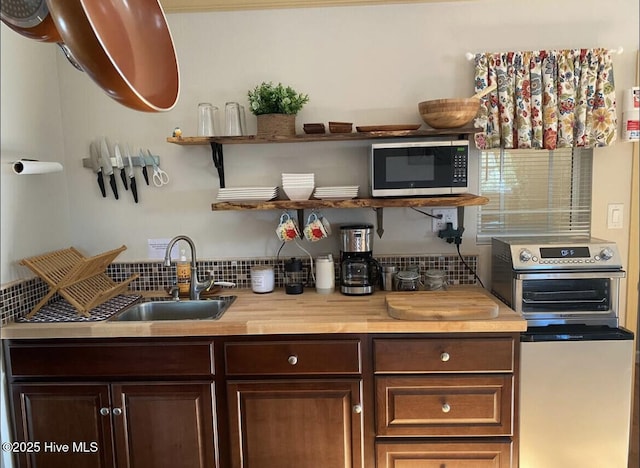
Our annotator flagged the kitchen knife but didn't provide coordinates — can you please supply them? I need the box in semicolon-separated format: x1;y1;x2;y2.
100;138;119;199
89;141;106;197
139;149;150;186
125;144;138;203
114;143;128;191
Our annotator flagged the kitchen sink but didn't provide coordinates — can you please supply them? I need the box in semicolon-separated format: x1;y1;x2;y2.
110;296;236;321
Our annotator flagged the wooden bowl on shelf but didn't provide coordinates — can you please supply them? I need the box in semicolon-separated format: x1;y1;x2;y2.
328;121;353;133
418;98;480;129
303;123;326;134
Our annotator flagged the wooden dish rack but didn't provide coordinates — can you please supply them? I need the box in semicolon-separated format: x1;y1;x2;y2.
20;245;139;319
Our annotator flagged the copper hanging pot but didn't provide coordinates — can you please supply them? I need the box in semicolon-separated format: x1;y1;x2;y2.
1;0;61;42
2;0;180;113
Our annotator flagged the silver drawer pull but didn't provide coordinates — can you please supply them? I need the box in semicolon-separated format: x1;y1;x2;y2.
440;352;450;362
353;404;362;414
442;403;451;413
287;355;298;366
112;408;123;416
99;407;110;416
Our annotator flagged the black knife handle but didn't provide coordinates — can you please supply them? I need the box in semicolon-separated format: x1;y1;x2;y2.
97;171;106;197
109;174;119;199
120;169;129;190
130;176;138;203
142;166;149;185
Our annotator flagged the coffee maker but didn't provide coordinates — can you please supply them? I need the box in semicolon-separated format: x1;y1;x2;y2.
340;224;380;295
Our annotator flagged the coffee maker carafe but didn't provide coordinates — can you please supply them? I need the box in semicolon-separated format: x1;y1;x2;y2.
340;224;380;295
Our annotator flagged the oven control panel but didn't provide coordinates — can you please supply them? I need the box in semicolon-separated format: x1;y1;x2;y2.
492;237;624;270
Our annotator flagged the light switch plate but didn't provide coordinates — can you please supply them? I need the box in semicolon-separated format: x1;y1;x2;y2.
607;203;624;229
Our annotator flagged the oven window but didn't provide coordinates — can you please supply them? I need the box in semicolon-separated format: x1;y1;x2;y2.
521;278;610;312
477;148;593;243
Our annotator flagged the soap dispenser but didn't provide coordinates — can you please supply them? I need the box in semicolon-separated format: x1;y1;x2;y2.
176;249;191;296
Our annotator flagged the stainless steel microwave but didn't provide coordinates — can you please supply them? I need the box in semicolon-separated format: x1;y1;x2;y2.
369;140;469;197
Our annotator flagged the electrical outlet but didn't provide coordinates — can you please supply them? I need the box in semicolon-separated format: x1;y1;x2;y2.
432;208;458;232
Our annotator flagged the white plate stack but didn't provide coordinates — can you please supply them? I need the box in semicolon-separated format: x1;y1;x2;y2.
281;173;315;201
216;186;278;202
313;185;359;200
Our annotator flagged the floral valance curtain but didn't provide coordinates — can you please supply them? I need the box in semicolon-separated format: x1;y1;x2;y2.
473;48;617;150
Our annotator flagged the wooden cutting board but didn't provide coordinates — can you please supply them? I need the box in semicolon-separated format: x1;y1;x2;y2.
386;290;499;321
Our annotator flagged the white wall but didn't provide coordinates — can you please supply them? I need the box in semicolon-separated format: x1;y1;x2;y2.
0;1;637;462
0;26;71;285
2;0;637;307
0;23;70;468
50;0;639;315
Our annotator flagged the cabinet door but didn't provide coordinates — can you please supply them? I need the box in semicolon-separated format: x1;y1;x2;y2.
10;383;114;468
111;382;216;468
227;379;363;468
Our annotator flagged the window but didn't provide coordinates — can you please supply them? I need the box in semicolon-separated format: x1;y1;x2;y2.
477;148;593;242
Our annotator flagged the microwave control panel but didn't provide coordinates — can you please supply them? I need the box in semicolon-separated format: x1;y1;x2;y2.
452;146;468;186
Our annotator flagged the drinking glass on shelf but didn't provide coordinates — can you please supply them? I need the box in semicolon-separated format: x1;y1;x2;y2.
197;103;218;136
225;102;244;136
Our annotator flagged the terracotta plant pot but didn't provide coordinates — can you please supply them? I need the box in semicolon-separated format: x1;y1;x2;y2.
257;114;296;137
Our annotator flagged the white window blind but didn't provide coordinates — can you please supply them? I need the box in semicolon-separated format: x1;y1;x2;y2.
477;148;593;242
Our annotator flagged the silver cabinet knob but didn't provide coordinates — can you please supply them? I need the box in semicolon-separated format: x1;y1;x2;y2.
287;355;298;366
112;408;123;416
442;403;451;413
99;407;110;416
440;352;450;362
353;404;362;414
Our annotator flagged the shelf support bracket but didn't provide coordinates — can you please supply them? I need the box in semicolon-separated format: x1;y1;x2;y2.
374;208;384;238
296;209;305;238
210;142;225;188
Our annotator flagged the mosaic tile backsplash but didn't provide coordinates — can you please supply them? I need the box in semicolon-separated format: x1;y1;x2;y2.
0;254;478;324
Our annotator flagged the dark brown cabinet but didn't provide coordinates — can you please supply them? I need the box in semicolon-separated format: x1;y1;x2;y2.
373;335;518;468
4;333;519;468
11;384;113;468
227;379;363;468
11;382;215;468
223;339;364;468
5;340;217;468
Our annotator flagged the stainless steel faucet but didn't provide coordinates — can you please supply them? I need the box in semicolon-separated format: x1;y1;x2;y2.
164;235;213;300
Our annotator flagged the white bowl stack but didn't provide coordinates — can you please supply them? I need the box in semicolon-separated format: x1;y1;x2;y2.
313;185;359;200
281;173;315;201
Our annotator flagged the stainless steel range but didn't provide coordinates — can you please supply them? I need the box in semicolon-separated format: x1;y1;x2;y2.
491;236;625;327
492;236;634;468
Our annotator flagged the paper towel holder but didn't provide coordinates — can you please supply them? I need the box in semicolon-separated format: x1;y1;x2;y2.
12;158;64;175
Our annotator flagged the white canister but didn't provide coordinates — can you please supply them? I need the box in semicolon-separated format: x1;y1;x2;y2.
315;255;335;294
250;266;275;293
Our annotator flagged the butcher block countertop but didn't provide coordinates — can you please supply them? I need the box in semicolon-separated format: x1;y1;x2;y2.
0;286;526;339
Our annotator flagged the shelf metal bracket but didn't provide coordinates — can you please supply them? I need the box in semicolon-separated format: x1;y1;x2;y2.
374;208;384;238
210;142;225;188
296;209;305;238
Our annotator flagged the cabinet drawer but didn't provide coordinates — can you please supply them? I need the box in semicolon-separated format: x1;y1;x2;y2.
7;341;214;379
225;340;361;375
374;338;514;373
376;375;513;437
376;441;513;468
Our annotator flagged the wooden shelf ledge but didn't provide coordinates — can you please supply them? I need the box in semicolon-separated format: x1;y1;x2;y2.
211;194;488;211
167;127;478;146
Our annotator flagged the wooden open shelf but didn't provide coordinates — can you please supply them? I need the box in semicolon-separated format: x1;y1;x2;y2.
167;126;478;146
20;245;139;318
211;193;488;211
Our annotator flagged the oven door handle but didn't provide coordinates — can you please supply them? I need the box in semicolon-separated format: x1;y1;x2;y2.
523;297;607;305
514;271;626;280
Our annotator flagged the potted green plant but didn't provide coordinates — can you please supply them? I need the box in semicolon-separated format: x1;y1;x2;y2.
248;81;309;136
